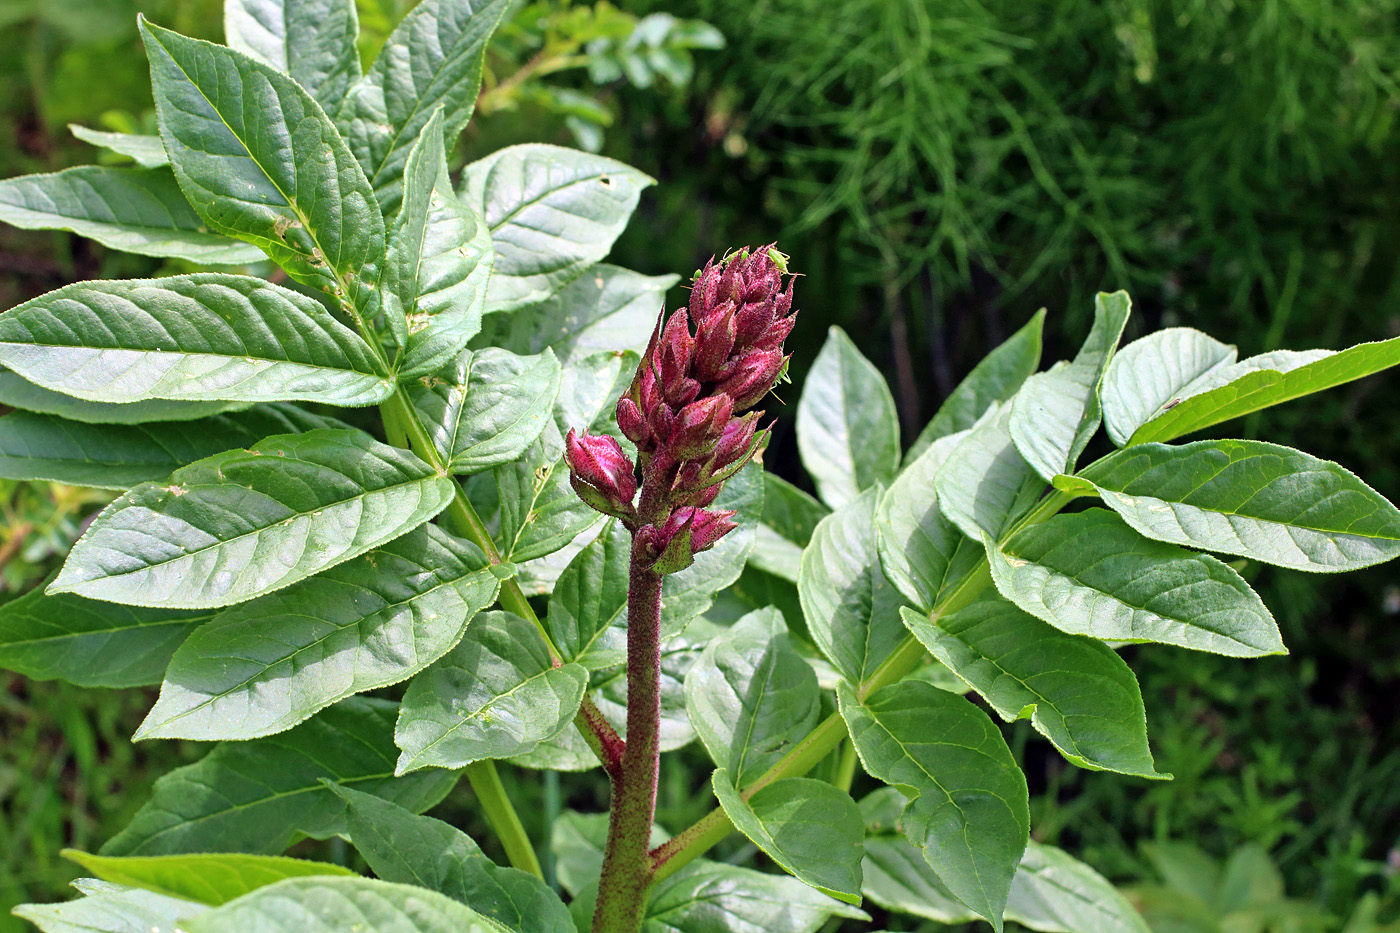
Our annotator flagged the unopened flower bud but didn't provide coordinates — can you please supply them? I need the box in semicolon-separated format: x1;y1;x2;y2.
716;350;785;412
616;397;651;447
692;301;737;383
667;394;733;459
565;428;636;519
636;506;737;573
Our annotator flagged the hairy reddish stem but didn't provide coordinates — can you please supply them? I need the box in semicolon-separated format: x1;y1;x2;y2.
591;552;665;933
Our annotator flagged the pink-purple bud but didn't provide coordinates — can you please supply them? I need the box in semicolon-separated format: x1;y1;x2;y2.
636;506;738;573
716;350;786;412
616;397;650;447
667;394;733;459
565;428;637;519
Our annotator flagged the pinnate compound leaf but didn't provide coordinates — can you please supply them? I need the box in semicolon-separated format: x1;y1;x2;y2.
386;108;494;378
1073;439;1400;572
986;508;1284;657
1100;327;1238;446
142;18;384;310
180;876;509;933
0;274;392;406
0;582;209;688
684;608;820;785
331;786;572;933
1003;841;1152;933
62;850;353;906
638;860;868;932
799;487;908;687
70;125;170;167
876;431;970;612
1126;334;1400;445
711;773;864;905
408;348;561;474
223;0;362;110
795;326;900;509
837;680;1029;930
480;263;677;363
1009;291;1131;482
0;166;262;264
934;402;1043;543
0;403;344;489
102;697;456;856
394;611;588;773
461;144;654;314
137;525;499;741
0;369;242;424
339;0;513;209
901;601;1166;778
907;308;1045;462
13;883;207;933
51;429;453;609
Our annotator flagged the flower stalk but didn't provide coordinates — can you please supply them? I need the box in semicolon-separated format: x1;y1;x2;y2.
569;246;797;932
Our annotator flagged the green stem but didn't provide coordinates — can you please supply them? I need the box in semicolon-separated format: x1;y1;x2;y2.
834;740;858;794
651;494;1072;881
467;758;543;880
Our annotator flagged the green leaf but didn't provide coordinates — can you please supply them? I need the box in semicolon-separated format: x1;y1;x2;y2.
331;786;572;933
0;166;263;264
180;876;509;932
0;369;242;424
479;264;676;364
1009;291;1131;482
51;429;453;609
70;125;170;167
902;601;1166;778
408;348;561;474
136;525;499;741
62;850;353;906
13;883;207;933
639;860;868;932
684;608;820;785
799;487;908;687
385;108;494;378
986;508;1284;657
142;18;384;311
0;404;342;489
394;611;588;773
933;402;1043;543
711;773;864;905
550;348;637;440
875;431;969;612
907;309;1045;462
859;790;1150;932
1003;841;1152;933
1099;327;1237;446
1125;334;1400;445
0;274;392;406
795;326;900;509
750;473;828;582
837;680;1029;930
0;581;209;688
223;0;362;111
338;0;513;209
102;697;456;856
461;145;655;314
543;519;630;666
859;788;979;924
1074;439;1400;572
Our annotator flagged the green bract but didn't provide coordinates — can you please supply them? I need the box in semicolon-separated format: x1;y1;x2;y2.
1;0;1397;931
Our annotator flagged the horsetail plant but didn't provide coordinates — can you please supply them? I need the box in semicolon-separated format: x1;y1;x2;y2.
0;1;1398;932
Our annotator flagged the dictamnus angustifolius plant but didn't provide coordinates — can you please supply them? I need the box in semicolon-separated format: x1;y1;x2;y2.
1;2;1400;933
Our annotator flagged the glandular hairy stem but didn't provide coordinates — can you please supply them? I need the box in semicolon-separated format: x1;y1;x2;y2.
591;555;665;933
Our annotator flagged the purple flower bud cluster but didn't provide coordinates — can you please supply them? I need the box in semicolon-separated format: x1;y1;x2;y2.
565;246;796;574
